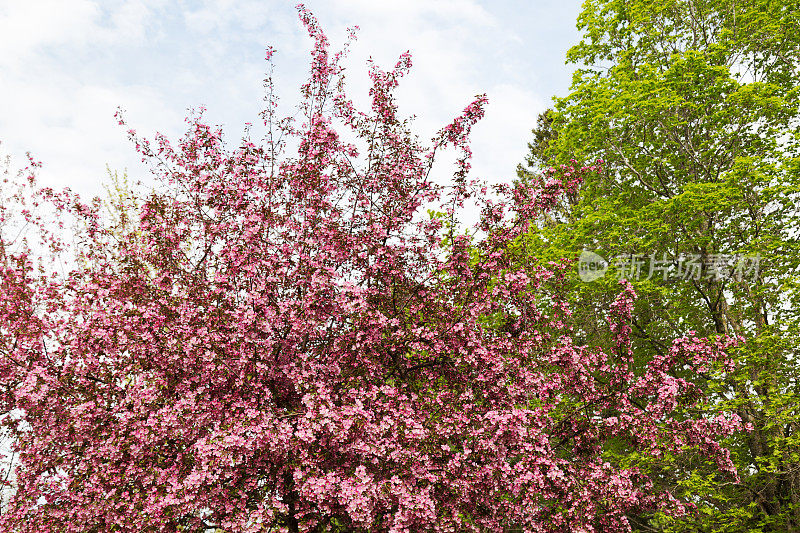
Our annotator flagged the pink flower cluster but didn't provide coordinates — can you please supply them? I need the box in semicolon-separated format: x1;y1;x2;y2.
0;5;740;532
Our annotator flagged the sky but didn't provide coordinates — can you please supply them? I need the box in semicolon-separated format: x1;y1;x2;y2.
0;0;583;200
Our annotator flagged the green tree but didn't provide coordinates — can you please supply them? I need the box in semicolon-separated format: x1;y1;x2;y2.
519;0;800;530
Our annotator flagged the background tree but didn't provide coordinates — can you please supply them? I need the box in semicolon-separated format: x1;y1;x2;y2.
518;0;800;530
0;6;745;533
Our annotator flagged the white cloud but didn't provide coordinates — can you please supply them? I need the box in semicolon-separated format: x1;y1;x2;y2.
0;0;100;65
0;0;575;204
471;83;545;183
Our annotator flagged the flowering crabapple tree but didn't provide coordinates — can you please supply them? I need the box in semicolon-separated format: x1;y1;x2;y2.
0;6;742;532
